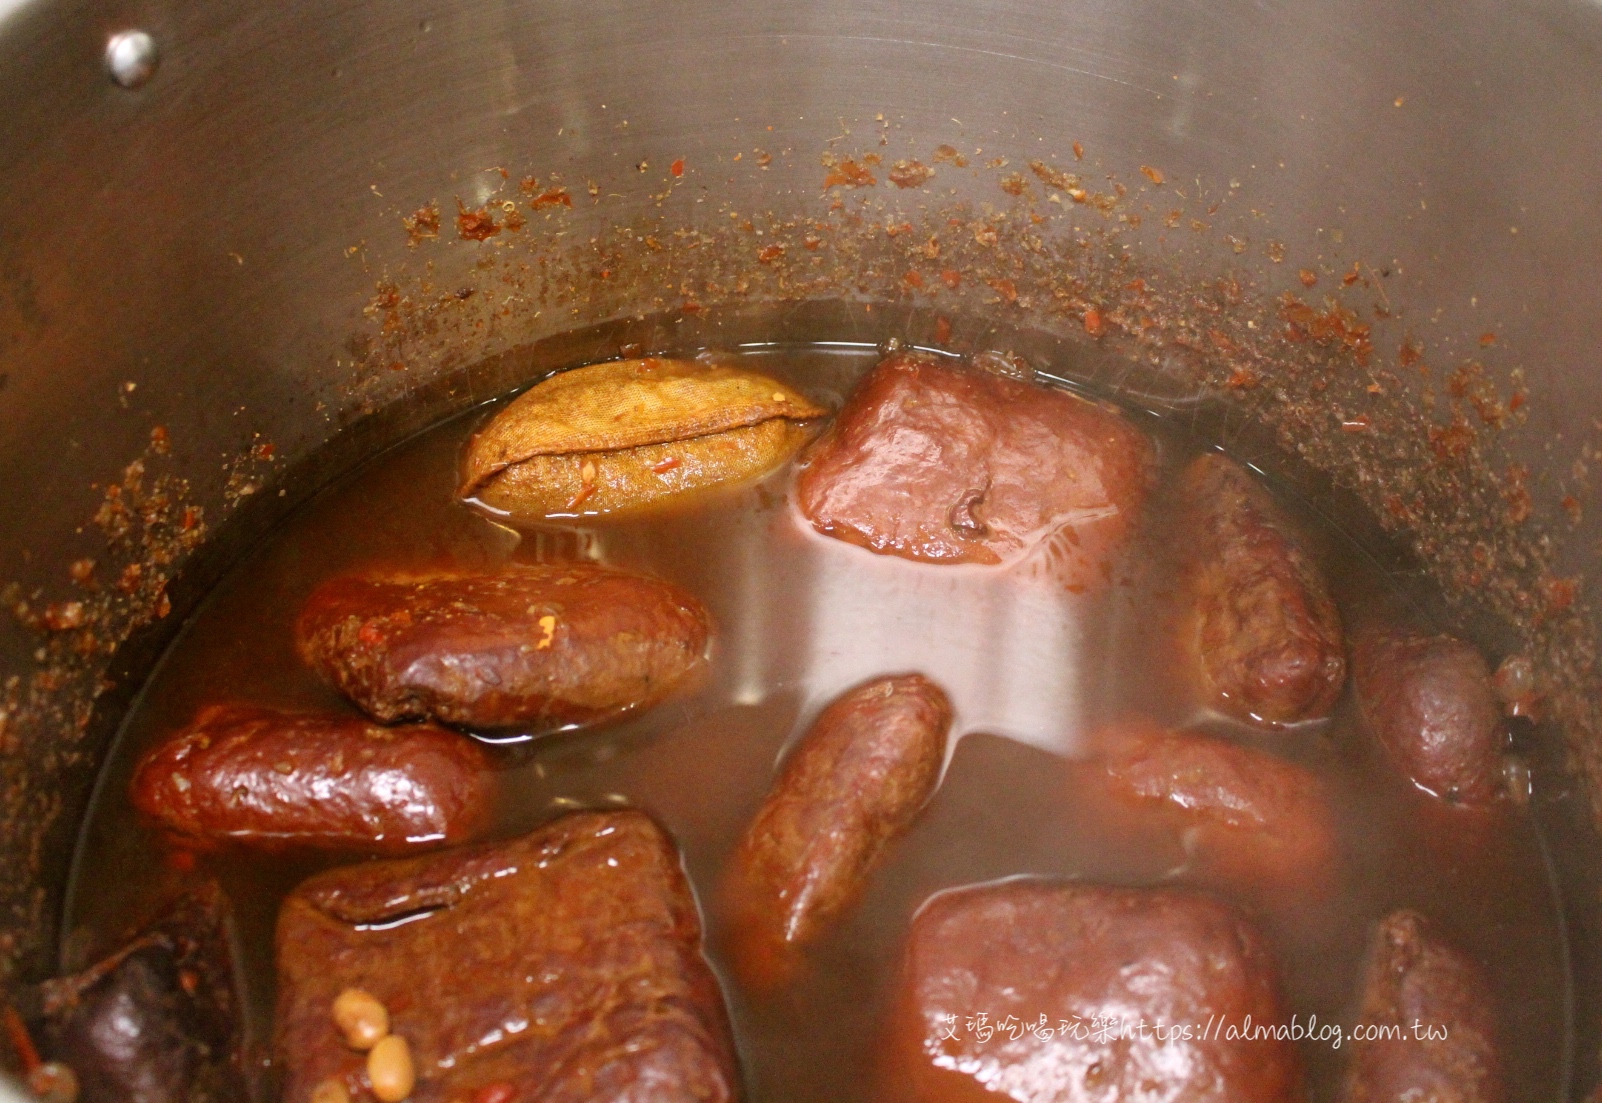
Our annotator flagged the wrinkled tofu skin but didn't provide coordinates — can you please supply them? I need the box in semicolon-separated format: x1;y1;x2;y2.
461;358;826;519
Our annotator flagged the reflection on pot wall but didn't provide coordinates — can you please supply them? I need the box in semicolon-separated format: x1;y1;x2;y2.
1;0;1600;1094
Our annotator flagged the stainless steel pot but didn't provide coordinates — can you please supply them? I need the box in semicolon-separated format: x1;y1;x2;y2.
2;0;1600;1096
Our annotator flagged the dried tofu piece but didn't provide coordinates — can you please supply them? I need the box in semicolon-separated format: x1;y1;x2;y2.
460;358;827;519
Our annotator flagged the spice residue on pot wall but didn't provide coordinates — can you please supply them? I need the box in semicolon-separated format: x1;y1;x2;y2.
0;127;1594;1025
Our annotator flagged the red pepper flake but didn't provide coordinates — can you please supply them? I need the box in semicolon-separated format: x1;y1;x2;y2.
3;1007;40;1074
1505;466;1532;524
1340;414;1371;433
670;158;685;177
934;316;952;345
652;457;681;474
802;233;823;251
69;558;97;588
1140;165;1165;185
757;244;785;263
150;425;171;454
1072;141;1084;160
41;602;84;632
1341;264;1363;287
998;173;1028;196
932;144;969;168
358;622;386;646
1028;160;1079;191
402;203;441;246
1542;576;1578;614
1226;366;1259;390
1562;495;1583;523
1479;331;1497;347
528;187;573;210
503;208;526;231
987;278;1018;303
1427;419;1475;462
888;160;935;188
1509;390;1527;411
1083;307;1105;338
455;200;501;241
1278;292;1372;365
904;270;924;289
1298;269;1318;288
941;269;962;290
1208;329;1235;352
117;563;144;594
823;159;876;188
252;441;276;461
155;589;172;619
181;506;201;532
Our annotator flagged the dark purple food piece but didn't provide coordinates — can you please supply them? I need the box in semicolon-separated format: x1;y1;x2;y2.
1177;453;1345;727
129;705;490;854
796;352;1155;584
33;883;244;1103
295;563;711;730
1353;627;1504;808
1344;910;1501;1103
725;674;951;987
885;879;1300;1103
275;810;738;1103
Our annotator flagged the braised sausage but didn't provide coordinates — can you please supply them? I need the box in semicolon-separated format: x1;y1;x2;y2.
295;563;710;730
1176;453;1345;726
1353;627;1504;808
725;674;951;987
130;705;491;854
1344;910;1501;1103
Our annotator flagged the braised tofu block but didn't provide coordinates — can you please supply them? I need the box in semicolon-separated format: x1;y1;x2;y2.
795;353;1154;580
35;883;244;1103
275;810;738;1103
1176;454;1345;726
296;563;710;730
460;358;826;521
725;674;951;986
1085;725;1335;895
129;705;491;854
887;880;1300;1103
1353;627;1504;808
1344;910;1500;1103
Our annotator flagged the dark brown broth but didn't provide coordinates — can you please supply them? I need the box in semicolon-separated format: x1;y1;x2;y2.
62;345;1568;1101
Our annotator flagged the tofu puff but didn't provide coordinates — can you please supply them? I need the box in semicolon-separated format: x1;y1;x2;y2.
883;879;1301;1103
796;352;1156;588
274;811;738;1103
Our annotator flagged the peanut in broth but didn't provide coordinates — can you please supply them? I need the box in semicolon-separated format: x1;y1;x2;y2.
62;344;1568;1101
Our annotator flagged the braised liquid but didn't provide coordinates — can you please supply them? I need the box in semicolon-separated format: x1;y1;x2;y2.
62;345;1569;1101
